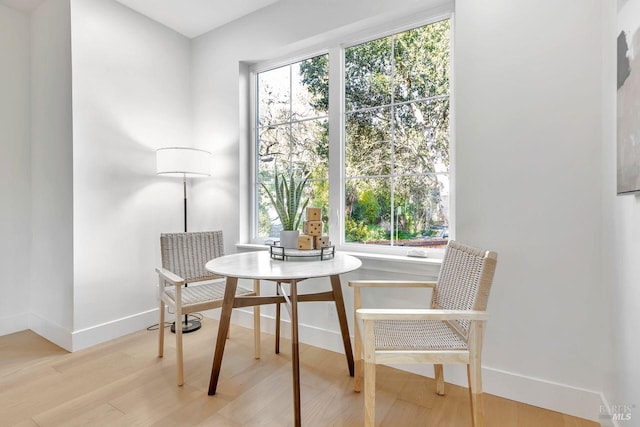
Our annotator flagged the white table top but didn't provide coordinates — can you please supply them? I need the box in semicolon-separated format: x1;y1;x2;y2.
205;251;362;280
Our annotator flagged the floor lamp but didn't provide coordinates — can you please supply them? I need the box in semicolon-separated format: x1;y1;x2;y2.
156;146;212;333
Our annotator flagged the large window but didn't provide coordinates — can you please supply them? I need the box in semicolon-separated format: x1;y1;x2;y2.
256;55;329;238
255;18;451;251
344;20;450;248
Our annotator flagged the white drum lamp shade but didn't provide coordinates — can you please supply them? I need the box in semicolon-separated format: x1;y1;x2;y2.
156;147;212;177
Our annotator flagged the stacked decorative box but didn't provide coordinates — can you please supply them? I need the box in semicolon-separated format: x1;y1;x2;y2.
297;207;330;250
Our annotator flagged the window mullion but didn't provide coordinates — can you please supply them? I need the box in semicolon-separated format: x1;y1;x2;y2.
328;46;343;247
390;34;396;246
288;64;293;170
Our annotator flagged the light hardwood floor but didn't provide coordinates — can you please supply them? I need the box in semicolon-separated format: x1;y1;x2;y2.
0;318;599;427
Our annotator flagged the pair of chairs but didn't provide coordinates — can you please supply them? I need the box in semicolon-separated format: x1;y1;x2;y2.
156;231;497;427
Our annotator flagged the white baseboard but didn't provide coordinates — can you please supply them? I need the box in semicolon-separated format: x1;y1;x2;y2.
3;310;157;354
482;367;609;424
28;312;73;351
215;308;608;424
398;363;607;423
71;308;158;352
0;313;30;337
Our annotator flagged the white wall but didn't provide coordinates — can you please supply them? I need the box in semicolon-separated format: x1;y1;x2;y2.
192;0;608;420
0;5;31;336
455;0;607;418
69;0;193;349
29;0;74;350
602;0;640;420
0;0;195;351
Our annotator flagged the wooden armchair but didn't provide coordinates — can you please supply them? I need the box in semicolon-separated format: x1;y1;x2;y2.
350;240;498;427
156;231;260;386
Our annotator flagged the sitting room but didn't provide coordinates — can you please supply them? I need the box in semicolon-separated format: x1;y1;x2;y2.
1;0;637;425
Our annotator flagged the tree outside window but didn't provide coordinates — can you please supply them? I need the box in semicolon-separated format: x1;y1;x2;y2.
343;20;450;247
256;19;450;248
257;56;329;238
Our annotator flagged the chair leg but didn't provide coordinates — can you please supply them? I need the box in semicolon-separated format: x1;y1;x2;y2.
158;299;165;357
354;287;362;392
354;337;363;392
275;281;281;354
175;288;184;386
434;364;445;395
467;363;485;427
468;322;486;427
254;279;261;359
363;319;376;427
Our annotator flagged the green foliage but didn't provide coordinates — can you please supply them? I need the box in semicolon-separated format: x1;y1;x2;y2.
261;171;310;231
345;216;388;243
367;225;387;241
258;204;272;236
299;56;329;112
359;190;381;225
345;217;369;242
343;20;451;178
340;20;451;242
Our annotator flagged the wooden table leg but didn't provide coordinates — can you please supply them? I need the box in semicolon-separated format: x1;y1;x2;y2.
253;279;261;359
290;280;301;427
330;274;355;376
275;281;281;354
208;276;237;395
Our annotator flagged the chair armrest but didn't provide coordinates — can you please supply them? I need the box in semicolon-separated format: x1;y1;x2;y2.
356;308;489;321
348;280;437;288
155;267;185;286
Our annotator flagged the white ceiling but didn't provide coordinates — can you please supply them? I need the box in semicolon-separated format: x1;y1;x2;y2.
113;0;280;38
0;0;279;38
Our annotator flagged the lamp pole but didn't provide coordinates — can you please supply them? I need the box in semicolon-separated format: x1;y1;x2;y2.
156;147;212;334
183;175;188;232
177;173;196;332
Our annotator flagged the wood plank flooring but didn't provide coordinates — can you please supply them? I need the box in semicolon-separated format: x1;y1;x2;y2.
0;319;599;426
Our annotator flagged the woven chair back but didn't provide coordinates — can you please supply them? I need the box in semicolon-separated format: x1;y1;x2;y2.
431;240;498;340
160;231;225;283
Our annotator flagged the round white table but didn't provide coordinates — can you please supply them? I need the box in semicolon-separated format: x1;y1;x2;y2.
205;251;362;427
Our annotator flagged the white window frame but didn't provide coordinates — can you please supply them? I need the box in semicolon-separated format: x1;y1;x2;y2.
248;9;455;259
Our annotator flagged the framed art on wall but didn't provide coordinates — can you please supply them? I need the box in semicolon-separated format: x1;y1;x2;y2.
617;0;640;194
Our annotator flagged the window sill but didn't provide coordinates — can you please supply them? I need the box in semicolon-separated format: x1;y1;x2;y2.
235;243;441;277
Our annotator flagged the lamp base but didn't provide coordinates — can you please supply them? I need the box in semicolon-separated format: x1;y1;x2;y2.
170;318;201;334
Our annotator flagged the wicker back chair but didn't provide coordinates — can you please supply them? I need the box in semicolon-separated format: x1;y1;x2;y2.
156;231;259;386
350;240;498;427
161;231;225;283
